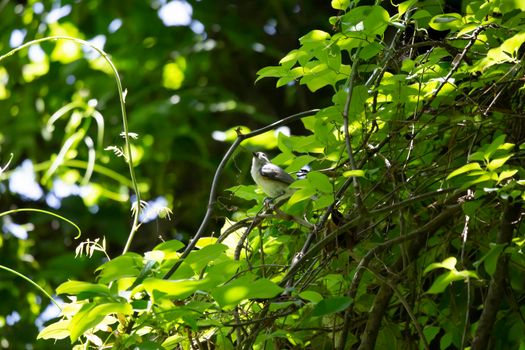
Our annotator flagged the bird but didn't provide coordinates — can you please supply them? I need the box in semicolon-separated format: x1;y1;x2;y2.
251;152;295;198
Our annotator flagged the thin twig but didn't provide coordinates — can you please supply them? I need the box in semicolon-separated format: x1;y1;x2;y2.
342;52;366;214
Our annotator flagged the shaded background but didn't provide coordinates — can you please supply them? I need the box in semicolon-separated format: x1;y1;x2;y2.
0;0;332;348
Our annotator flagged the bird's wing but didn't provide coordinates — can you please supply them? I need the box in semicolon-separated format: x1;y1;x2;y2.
260;163;295;184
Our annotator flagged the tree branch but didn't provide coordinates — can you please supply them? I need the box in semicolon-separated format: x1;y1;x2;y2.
471;202;521;350
338;202;462;350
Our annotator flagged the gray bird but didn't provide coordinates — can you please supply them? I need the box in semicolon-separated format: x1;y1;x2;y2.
251;152;294;198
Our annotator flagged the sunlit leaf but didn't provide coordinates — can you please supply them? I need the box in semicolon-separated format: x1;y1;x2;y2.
143;277;213;300
487;155;513;171
423;257;457;275
256;66;289;83
184;243;228;273
299;290;323;303
299;30;331;48
211;274;283;308
426;271;459;294
331;0;350;10
398;0;417;16
429;13;463;31
343;169;365;178
95;253;143;284
446;162;482;179
56;281;111;298
69;302;132;342
498;169;518;183
37;319;71;340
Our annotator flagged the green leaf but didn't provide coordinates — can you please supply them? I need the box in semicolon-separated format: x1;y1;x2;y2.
426;271;459;294
307;171;333;193
398;0;417;16
152;240;185;260
474;243;506;276
56;281;111;298
311;296;352;316
500;0;525;12
447;162;482;179
423;326;441;344
440;332;453;349
184;244;228;273
95;253;143;284
288;187;317;205
299;290;323;303
276;68;303;87
207;259;244;284
279;49;309;69
331;0;349;10
359;42;384;60
341;6;390;37
429;13;463;31
500;32;525;59
285;155;317;173
227;185;261;201
300;64;341;91
343;169;365;178
423;257;457;275
255;66;289;83
426;269;478;294
487;155;513;171
69;302;133;342
211;275;283;308
484;134;507;159
37;319;71;340
143;277;213;300
498;169;518;183
299;30;331;49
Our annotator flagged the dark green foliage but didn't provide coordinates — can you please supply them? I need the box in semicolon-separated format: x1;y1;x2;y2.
3;0;525;349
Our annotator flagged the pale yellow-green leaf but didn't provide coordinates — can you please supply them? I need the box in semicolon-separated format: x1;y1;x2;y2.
423;257;457;275
441;257;457;270
37;319;71;340
162;57;187;90
398;0;417;16
343;169;365;178
331;0;349;10
447;162;482;179
195;237;218;248
487;154;513;171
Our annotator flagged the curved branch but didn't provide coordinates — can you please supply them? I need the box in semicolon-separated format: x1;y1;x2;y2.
0;208;82;239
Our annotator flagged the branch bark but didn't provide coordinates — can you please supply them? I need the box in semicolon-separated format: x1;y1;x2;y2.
471;202;521;350
338;202;462;350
